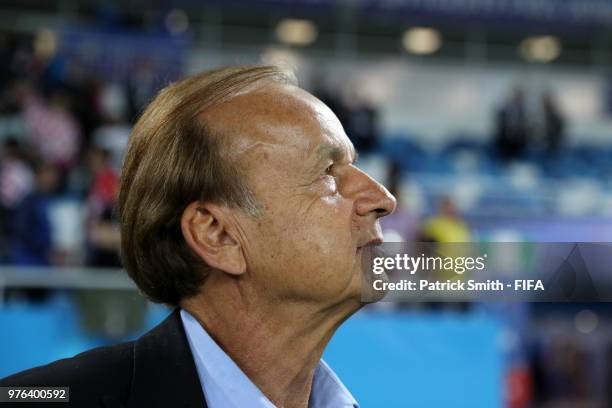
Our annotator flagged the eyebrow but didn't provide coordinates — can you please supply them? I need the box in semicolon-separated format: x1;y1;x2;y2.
311;143;357;169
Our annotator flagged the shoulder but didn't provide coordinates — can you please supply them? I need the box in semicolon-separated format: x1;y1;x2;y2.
0;340;134;405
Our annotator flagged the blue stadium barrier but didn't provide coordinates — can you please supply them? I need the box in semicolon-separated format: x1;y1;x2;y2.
324;311;503;407
1;305;504;407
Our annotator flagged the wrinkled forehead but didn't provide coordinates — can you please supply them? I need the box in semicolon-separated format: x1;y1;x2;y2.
201;84;352;162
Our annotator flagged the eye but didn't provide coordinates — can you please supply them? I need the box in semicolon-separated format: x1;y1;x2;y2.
325;163;334;175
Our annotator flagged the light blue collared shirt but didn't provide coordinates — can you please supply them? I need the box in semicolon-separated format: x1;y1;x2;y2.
180;309;359;408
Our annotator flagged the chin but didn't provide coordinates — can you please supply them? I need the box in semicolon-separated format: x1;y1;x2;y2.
360;270;389;304
357;246;390;304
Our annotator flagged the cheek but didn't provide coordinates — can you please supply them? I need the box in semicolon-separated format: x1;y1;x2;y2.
298;198;358;279
306;195;353;245
246;197;361;300
321;194;341;208
270;197;356;263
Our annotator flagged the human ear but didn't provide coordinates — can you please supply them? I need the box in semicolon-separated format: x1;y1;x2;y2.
180;201;246;276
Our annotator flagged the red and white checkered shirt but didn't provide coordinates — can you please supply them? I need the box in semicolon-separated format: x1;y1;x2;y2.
23;96;81;167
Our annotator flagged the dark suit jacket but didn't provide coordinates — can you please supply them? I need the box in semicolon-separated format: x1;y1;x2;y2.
0;308;208;408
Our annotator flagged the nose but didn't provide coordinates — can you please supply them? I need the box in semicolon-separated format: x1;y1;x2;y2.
350;167;397;218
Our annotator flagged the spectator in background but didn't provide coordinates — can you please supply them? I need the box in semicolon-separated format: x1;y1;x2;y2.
0;138;34;208
17;84;81;188
541;91;565;157
345;97;379;154
421;196;471;242
78;147;145;339
545;339;591;406
495;86;528;161
10;163;58;266
91;83;131;171
5;162;59;303
0;138;34;261
85;147;120;267
127;59;160;121
311;74;347;133
420;196;472;311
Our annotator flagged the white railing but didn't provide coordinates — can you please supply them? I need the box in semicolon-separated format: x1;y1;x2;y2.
0;266;137;305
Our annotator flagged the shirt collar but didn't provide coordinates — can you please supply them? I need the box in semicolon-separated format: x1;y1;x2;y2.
180;309;358;408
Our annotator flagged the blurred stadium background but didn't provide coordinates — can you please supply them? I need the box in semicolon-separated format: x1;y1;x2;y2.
2;0;612;406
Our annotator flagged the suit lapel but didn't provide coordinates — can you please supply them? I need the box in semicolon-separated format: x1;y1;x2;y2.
126;308;208;408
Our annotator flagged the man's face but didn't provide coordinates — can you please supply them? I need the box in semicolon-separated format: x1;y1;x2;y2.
207;84;396;308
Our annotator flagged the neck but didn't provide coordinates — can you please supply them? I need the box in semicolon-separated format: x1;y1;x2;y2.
181;275;360;408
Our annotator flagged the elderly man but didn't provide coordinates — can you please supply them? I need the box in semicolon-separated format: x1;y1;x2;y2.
1;66;396;407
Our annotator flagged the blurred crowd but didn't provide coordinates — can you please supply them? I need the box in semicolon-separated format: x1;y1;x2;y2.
0;24;606;408
495;86;566;161
4;29;567;269
0;31;162;268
